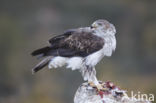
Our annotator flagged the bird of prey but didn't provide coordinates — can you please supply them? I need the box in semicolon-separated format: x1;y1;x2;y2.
31;19;116;90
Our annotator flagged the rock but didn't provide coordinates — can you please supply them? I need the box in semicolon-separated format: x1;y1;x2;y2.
74;81;151;103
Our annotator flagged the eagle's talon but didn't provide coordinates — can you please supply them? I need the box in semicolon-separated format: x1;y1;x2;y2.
88;82;107;91
96;84;104;91
88;81;96;88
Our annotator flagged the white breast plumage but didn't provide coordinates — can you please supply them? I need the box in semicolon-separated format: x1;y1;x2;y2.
102;35;116;57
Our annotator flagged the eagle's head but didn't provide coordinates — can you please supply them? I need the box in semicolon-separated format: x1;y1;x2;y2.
91;19;116;36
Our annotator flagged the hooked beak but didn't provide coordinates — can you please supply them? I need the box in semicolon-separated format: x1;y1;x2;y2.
90;23;98;29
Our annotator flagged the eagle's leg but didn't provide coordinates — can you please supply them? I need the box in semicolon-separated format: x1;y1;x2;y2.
88;75;103;91
88;81;103;90
86;67;104;91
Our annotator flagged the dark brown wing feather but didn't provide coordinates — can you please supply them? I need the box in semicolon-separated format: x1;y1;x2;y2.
31;30;74;56
59;31;104;56
32;29;104;57
32;57;51;74
49;29;75;46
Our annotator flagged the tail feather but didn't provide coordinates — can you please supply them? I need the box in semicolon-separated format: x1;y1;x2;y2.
32;57;52;74
31;46;51;56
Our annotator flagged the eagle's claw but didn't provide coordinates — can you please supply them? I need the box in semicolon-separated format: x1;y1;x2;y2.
88;82;107;91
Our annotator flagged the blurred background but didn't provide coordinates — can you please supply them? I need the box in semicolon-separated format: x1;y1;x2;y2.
0;0;156;103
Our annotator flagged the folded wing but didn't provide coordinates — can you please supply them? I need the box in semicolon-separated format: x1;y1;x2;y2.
32;29;104;58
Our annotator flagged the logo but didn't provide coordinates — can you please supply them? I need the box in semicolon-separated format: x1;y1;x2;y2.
130;91;154;102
